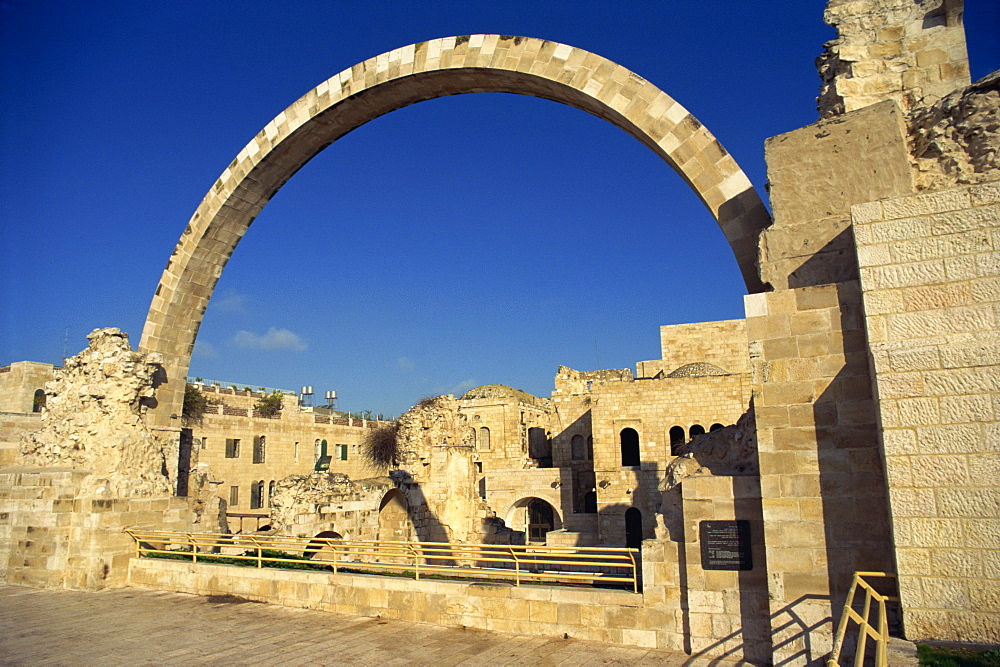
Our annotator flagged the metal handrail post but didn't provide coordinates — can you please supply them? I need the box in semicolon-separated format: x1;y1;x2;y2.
187;533;197;564
411;543;420;581
854;587;873;667
628;549;639;593
509;547;520;586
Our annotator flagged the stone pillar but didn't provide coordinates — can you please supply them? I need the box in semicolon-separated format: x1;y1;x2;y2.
745;283;895;663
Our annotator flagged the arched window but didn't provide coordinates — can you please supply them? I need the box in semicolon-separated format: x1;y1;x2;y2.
528;427;550;466
689;424;705;439
571;435;585;461
620;428;640;467
314;439;322;459
250;481;264;509
710;423;725;432
253;435;266;464
268;481;276;506
479;427;491;450
669;426;686;456
32;389;46;413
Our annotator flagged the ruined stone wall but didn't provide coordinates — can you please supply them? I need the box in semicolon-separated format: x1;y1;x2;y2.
18;329;173;498
909;72;1000;191
817;0;970;118
588;374;751;545
0;413;40;466
268;473;394;540
853;180;1000;643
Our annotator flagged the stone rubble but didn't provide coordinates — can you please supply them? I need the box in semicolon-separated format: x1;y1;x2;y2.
19;328;171;497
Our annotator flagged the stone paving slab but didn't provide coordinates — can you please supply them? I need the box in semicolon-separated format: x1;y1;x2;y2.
0;584;747;666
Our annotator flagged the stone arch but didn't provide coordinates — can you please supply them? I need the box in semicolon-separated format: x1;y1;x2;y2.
304;529;343;560
504;495;563;541
140;35;771;428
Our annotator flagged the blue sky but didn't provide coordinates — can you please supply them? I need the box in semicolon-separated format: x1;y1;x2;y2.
2;2;997;417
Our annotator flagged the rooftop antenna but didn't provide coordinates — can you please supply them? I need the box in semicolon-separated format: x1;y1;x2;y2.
595;340;602;371
61;325;70;364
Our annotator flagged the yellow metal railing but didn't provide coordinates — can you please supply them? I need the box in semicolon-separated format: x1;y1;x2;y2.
828;572;899;667
124;530;640;592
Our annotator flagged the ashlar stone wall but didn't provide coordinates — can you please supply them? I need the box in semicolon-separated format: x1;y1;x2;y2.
854;179;1000;643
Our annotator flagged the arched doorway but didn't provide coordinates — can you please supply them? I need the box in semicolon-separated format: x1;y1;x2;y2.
139;35;770;430
505;497;562;544
625;507;643;550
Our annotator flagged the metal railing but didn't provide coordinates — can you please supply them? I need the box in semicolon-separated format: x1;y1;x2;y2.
828;572;899;667
124;530;640;592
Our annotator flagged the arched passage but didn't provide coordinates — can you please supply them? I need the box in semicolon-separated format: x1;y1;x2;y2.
140;35;771;429
505;496;563;544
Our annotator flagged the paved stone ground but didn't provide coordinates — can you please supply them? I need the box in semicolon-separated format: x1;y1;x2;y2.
0;584;745;666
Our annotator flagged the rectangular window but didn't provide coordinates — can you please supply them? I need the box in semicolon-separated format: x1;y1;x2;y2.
229;485;239;506
225;438;240;458
253;436;265;464
200;438;206;450
338;444;348;461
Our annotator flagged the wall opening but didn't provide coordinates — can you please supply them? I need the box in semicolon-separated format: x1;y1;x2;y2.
620;428;640;467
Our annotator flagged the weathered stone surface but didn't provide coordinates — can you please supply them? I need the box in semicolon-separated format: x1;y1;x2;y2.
19;328;171;497
818;0;971;117
910;71;1000;191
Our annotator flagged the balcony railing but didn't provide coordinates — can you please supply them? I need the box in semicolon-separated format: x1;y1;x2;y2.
125;530;640;592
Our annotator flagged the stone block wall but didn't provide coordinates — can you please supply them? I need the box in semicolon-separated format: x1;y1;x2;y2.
657;319;750;375
680;475;770;664
853;179;1000;643
745;281;895;664
762;100;914;291
129;557;673;650
0;362;57;414
0;467;194;589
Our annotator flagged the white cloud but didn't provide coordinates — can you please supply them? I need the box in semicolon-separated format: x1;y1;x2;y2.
232;327;307;352
450;379;477;394
192;339;219;359
397;356;415;371
212;290;248;313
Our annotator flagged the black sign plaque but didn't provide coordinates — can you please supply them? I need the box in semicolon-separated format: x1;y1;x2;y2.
700;520;753;571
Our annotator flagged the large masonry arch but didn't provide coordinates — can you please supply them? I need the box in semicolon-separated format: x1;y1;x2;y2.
139;35;771;429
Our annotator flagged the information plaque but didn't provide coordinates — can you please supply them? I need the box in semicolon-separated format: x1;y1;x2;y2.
700;520;753;571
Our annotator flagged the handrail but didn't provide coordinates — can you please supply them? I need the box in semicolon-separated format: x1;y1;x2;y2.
123;529;640;591
828;572;899;667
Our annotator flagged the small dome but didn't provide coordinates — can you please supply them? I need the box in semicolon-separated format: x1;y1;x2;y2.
461;384;547;405
667;362;729;378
